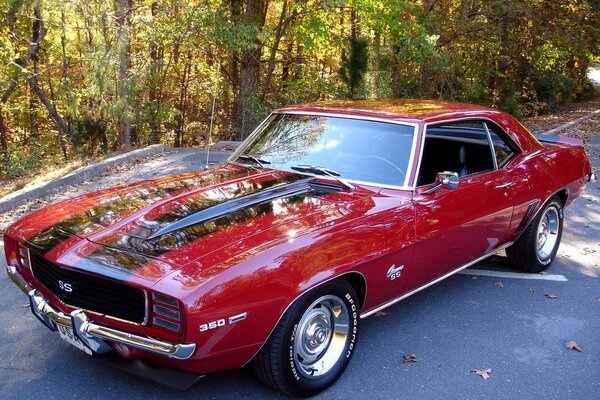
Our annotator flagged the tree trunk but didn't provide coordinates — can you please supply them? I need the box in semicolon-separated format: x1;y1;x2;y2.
28;77;69;135
148;2;161;143
116;0;132;149
493;0;514;108
230;0;243;138
175;51;192;147
263;0;289;93
0;107;8;174
22;9;70;145
238;0;265;139
373;30;381;93
0;5;50;175
281;40;293;83
420;0;435;98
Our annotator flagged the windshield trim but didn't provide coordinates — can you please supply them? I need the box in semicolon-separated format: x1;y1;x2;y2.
228;111;420;191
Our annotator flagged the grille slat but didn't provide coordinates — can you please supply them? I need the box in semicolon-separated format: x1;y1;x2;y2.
29;251;146;324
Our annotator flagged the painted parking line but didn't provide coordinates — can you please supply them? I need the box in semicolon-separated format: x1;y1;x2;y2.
458;269;568;281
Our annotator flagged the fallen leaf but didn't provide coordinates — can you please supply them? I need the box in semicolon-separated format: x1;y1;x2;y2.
539;271;550;276
374;311;388;317
582;247;596;255
471;368;492;379
403;354;418;363
495;282;504;288
565;341;582;352
529;288;536;293
545;293;558;299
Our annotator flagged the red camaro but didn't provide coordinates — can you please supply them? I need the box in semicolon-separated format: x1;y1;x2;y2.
4;100;594;396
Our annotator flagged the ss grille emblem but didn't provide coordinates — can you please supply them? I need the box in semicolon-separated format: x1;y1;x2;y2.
59;280;73;293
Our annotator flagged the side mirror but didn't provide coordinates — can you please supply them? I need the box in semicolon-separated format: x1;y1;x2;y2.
422;171;459;194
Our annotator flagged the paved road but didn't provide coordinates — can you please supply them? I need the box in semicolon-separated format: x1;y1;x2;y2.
0;140;598;399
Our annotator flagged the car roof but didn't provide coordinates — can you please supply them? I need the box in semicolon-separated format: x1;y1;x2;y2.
277;99;501;123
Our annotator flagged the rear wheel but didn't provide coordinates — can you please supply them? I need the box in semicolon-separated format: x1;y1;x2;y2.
507;196;563;273
252;280;359;397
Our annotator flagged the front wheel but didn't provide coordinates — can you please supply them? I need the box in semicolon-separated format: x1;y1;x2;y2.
507;196;564;273
252;280;359;397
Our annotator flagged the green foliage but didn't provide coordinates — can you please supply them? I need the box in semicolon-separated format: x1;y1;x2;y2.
533;71;575;110
0;0;599;179
7;143;43;179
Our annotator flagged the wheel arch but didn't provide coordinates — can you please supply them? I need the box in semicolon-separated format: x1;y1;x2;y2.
342;272;367;310
516;188;567;242
555;188;568;206
242;271;366;367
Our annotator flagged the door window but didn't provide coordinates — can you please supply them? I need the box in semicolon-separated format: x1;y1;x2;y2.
417;121;494;186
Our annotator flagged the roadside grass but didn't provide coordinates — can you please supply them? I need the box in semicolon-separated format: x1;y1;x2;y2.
0;159;90;197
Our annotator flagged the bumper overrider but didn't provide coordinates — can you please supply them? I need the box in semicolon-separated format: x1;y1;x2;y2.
6;265;196;360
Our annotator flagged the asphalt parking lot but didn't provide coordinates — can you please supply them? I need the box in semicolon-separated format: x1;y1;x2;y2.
0;140;598;399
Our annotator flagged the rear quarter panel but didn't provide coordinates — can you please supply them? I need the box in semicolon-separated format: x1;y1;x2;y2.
505;133;591;241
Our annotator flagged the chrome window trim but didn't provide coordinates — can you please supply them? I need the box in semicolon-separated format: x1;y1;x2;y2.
483;120;520;169
482;122;499;170
415;117;524;189
230;111;420;191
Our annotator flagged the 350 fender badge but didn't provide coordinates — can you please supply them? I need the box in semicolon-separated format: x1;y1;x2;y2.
200;312;247;332
386;264;404;281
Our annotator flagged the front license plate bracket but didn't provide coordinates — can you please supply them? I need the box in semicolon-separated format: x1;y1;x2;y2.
57;323;93;355
70;310;112;355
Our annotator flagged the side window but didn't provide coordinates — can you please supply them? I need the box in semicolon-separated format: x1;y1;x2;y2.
485;122;517;168
417;121;494;186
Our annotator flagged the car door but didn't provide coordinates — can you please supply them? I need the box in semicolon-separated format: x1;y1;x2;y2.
407;120;516;289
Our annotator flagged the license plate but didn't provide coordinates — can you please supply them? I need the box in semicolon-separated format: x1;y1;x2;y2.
57;324;92;355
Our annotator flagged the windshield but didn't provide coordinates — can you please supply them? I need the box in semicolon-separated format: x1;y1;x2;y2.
232;114;416;187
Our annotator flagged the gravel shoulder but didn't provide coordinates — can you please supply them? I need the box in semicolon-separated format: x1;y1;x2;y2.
0;148;228;233
522;95;600;144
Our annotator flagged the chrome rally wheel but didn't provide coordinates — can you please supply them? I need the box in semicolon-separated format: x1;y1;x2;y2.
507;196;564;273
293;295;350;379
536;206;560;262
252;280;360;397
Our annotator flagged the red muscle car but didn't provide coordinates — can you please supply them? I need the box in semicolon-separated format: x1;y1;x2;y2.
4;100;594;397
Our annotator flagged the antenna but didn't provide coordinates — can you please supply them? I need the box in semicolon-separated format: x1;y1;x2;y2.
204;59;220;170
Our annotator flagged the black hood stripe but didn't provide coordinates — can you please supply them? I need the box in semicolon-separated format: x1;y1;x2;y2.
78;188;331;276
26;166;253;254
147;177;314;239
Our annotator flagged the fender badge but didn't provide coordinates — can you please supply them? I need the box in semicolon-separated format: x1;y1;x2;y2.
386;264;404;281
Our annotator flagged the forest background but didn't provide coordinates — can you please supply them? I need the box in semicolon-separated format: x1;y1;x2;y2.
1;0;599;179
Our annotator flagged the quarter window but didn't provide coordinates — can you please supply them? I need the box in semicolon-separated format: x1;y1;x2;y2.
485;122;517;168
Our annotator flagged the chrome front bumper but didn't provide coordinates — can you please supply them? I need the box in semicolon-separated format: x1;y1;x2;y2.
6;265;196;360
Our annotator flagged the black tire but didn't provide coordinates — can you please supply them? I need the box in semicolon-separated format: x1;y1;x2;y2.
252;279;359;397
507;196;564;273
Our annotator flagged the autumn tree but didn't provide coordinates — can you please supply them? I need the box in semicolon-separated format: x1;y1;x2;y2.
0;0;598;178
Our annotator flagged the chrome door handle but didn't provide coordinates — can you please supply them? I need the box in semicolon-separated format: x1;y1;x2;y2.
495;182;515;189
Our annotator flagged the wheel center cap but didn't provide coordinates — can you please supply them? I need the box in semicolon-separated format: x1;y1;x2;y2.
315;329;327;344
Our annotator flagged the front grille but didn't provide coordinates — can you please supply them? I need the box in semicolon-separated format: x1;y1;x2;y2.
29;251;146;324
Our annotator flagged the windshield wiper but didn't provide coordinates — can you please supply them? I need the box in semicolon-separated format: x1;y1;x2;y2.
291;165;355;191
237;154;271;168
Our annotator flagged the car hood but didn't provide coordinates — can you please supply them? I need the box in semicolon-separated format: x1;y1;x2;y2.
11;163;376;286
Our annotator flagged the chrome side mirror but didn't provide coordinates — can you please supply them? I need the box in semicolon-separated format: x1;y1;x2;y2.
422;171;459;194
